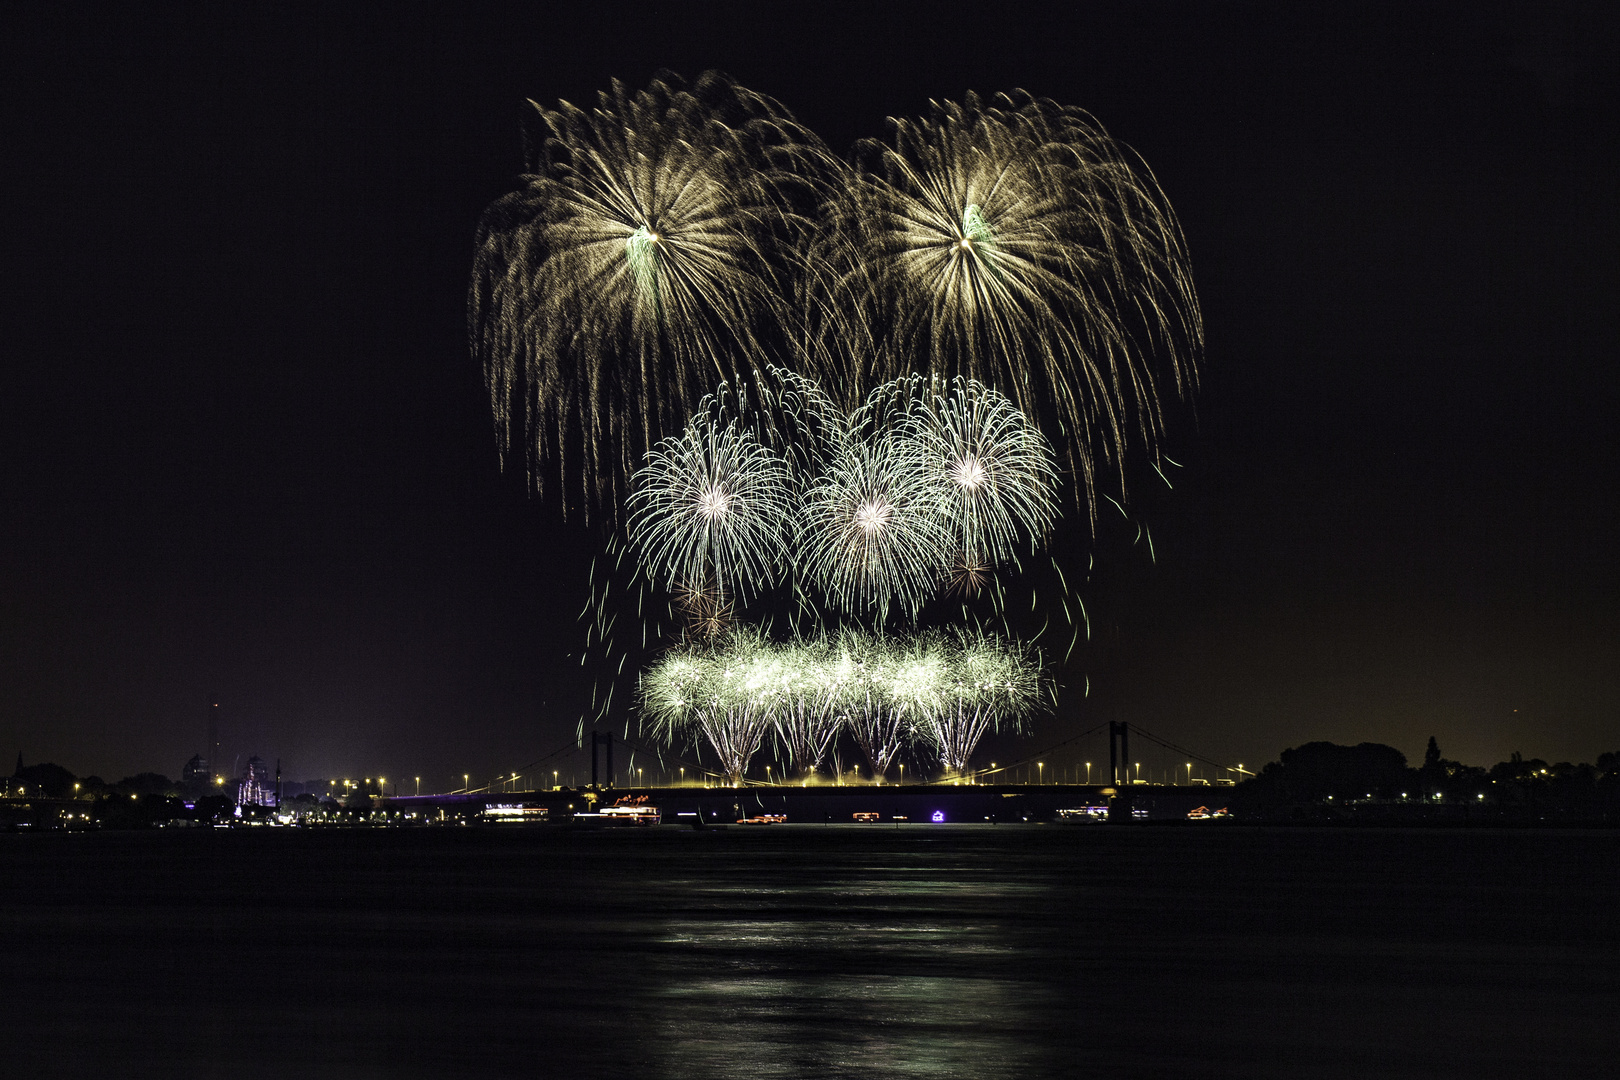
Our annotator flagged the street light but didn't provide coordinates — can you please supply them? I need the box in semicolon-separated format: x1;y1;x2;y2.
415;776;420;797
553;770;559;790
1037;762;1044;785
1085;762;1092;784
637;768;644;787
463;774;469;792
679;767;685;787
1187;763;1193;785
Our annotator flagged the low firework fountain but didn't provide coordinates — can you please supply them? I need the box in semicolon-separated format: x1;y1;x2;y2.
641;627;1043;782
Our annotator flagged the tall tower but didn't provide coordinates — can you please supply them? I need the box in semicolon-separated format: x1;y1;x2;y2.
206;703;220;778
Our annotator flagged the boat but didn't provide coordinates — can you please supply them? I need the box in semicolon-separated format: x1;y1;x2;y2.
737;813;786;825
574;795;660;827
482;803;550;824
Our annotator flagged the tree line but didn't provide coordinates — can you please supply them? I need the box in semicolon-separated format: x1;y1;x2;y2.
1230;738;1620;822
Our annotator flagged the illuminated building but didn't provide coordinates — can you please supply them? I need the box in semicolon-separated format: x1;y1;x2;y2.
236;755;275;807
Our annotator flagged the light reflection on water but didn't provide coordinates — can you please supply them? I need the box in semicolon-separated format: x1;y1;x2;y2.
3;825;1617;1078
653;973;1034;1080
635;842;1055;1078
648;884;1042;1078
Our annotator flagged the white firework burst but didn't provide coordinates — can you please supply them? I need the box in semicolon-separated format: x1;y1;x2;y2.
796;427;952;620
627;411;795;607
904;377;1059;573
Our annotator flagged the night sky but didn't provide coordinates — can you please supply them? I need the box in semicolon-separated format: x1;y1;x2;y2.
3;4;1616;787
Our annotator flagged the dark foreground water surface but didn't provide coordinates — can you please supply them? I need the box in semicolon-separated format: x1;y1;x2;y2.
3;825;1616;1078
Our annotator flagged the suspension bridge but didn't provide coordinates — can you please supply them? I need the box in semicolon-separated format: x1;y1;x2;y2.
385;722;1254;824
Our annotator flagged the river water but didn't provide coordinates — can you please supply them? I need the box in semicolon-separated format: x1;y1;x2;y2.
3;825;1615;1078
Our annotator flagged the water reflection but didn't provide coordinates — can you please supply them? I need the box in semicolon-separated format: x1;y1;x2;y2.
4;826;1617;1078
643;844;1055;1078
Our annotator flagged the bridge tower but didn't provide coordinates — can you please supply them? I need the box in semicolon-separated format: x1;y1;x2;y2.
590;731;614;789
1108;721;1134;823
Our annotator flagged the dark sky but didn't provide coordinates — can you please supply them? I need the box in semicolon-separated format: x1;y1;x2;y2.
3;3;1616;787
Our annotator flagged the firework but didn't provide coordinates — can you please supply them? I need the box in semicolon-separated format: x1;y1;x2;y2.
903;377;1059;584
640;624;1044;781
626;409;795;607
819;90;1202;513
759;634;837;774
639;627;781;784
471;72;831;518
916;628;1042;772
476;76;1202;757
625;372;1061;622
795;432;952;620
847;629;943;779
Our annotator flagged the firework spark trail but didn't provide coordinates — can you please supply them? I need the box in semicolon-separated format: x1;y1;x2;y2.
627;409;795;606
640;625;1044;781
816;90;1201;517
831;627;904;779
864;630;946;778
770;634;845;774
472;72;835;519
917;627;1043;772
640;626;780;783
624;371;1063;627
478;75;1199;748
903;376;1059;585
797;427;952;621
